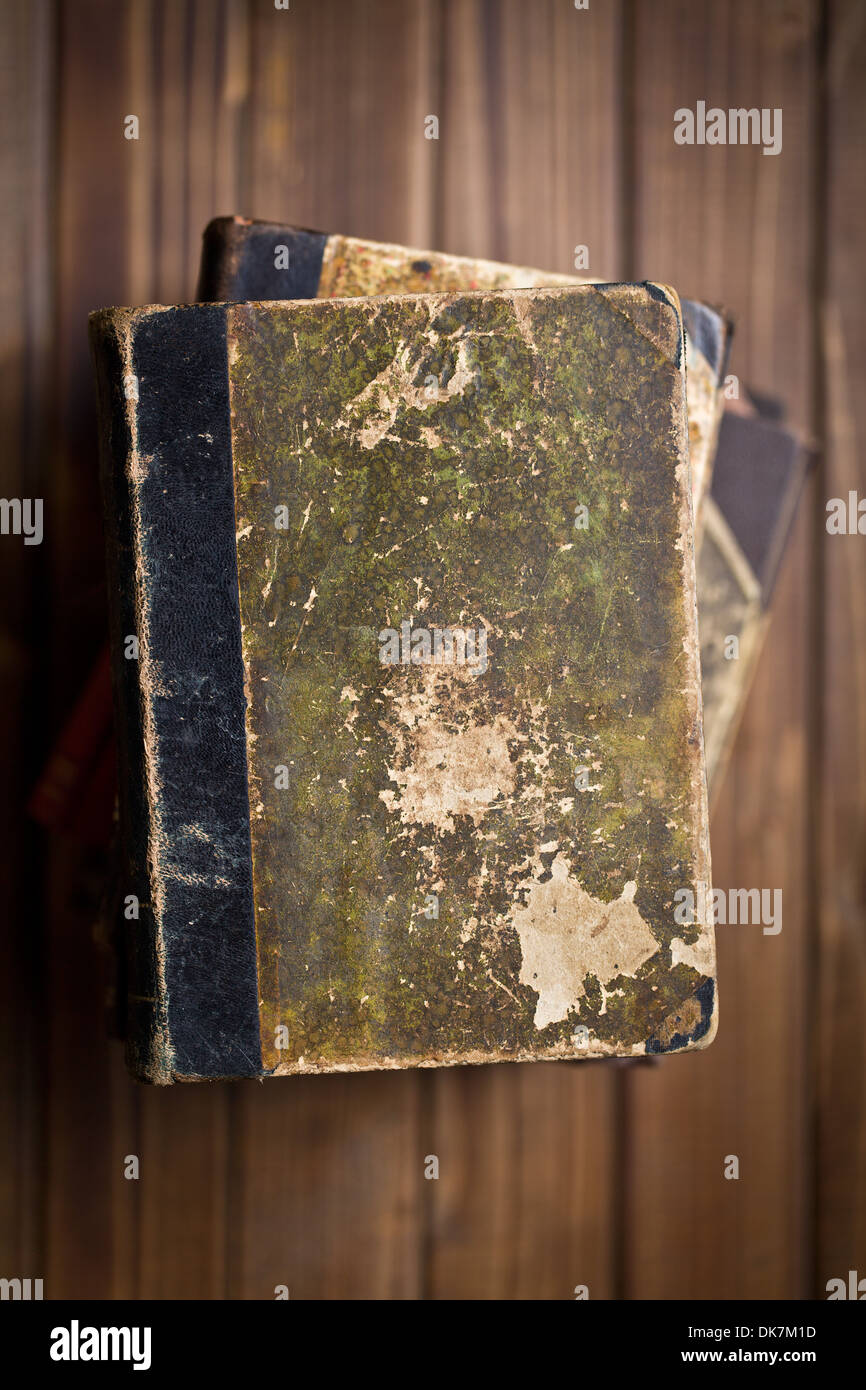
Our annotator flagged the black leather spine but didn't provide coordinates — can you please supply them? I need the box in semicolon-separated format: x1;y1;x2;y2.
91;305;263;1081
197;217;327;302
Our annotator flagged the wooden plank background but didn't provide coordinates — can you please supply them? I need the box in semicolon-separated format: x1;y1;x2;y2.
1;0;862;1300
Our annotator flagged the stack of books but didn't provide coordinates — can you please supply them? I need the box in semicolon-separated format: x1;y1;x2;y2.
36;219;811;1083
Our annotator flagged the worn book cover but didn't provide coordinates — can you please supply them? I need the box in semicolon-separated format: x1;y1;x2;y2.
91;283;715;1083
198;217;731;531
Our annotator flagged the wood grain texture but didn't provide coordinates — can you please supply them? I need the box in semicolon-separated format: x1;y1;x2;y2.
623;0;817;1299
435;0;623;272
0;0;53;1293
427;1061;619;1300
43;0;139;1300
816;0;866;1297
229;1073;422;1300
246;0;440;247
137;1084;231;1298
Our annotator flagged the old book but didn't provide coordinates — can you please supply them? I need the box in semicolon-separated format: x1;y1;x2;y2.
198;217;731;531
91;284;715;1083
698;406;812;795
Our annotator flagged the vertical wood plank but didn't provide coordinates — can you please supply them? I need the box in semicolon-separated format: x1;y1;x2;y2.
0;0;54;1292
428;1061;620;1300
438;0;622;274
44;0;140;1299
246;0;440;246
229;0;440;1301
137;1085;230;1298
427;0;624;1301
231;1072;422;1300
816;0;866;1297
623;0;817;1298
41;0;253;1302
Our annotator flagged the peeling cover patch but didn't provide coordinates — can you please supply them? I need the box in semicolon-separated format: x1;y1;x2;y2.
227;285;715;1075
380;705;519;834
513;856;659;1029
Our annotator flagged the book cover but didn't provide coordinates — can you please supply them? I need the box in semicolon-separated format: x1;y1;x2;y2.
91;284;715;1083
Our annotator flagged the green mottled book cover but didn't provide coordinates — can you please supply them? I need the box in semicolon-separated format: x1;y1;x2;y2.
92;282;715;1083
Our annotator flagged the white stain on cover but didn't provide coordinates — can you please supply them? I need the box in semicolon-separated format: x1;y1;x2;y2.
378;669;517;833
337;335;481;450
670;927;714;977
512;855;659;1029
380;712;518;833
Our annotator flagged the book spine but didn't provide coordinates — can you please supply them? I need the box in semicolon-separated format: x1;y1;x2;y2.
89;304;263;1083
197;216;327;302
